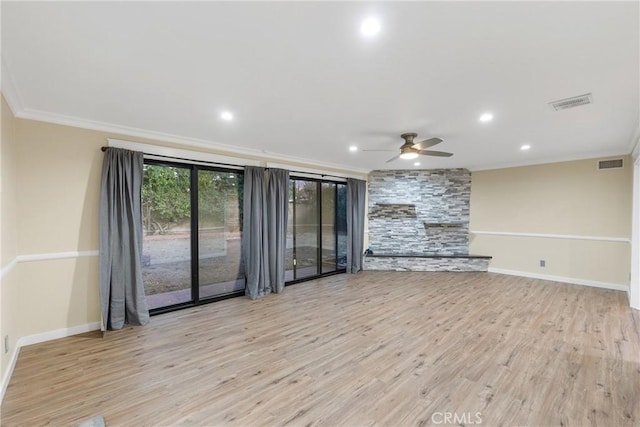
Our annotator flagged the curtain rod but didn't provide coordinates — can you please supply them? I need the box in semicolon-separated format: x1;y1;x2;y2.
100;146;350;181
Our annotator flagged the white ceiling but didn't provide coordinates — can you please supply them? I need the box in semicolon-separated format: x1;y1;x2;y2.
2;1;639;172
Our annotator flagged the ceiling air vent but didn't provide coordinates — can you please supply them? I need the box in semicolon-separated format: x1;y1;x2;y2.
548;93;593;111
598;158;624;170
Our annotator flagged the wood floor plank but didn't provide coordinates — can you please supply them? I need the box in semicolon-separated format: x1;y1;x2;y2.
2;271;639;426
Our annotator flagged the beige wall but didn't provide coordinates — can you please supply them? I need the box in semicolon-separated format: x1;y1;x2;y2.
16;121;105;254
1;97;18;266
8;119;108;369
2;96;19;377
470;158;632;286
0;99;366;384
1;102;106;380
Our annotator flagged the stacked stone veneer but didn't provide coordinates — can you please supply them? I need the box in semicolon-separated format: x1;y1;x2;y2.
365;168;489;272
364;256;489;272
368;169;471;255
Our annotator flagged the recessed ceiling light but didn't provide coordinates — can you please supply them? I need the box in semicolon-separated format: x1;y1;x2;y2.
479;112;494;123
220;111;233;121
360;17;381;37
521;144;531;151
414;162;421;166
349;145;358;152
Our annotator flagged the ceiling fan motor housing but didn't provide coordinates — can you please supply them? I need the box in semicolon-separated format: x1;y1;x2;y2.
400;132;418;145
400;133;419;156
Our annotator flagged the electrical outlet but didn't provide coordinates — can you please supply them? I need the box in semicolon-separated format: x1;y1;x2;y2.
540;260;546;268
4;335;9;354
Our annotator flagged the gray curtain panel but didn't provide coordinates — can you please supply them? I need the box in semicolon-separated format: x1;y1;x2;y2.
243;166;271;299
99;147;149;330
347;178;367;274
266;168;290;293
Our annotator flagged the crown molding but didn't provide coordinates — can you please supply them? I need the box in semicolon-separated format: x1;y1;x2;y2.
7;103;633;175
4;49;631;176
107;138;260;168
2;52;369;175
267;161;367;180
1;58;25;115
13;107;371;175
468;149;631;172
629;123;640;161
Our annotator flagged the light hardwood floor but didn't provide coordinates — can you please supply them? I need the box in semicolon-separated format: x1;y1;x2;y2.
2;272;639;426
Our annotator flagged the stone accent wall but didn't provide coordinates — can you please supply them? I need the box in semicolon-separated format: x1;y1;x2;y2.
364;256;490;272
369;203;416;219
368;169;471;255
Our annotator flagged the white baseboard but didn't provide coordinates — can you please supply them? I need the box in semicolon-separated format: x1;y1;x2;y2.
0;345;21;404
0;322;101;403
488;267;629;292
17;322;101;348
16;322;100;347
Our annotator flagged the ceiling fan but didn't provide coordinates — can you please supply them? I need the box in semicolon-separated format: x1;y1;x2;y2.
363;133;453;163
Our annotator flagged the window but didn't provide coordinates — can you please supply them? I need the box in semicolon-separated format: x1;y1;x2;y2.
142;161;244;312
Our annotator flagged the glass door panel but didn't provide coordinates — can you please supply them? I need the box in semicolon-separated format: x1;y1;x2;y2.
321;183;337;273
142;164;193;310
285;181;295;281
198;170;245;299
336;183;348;269
294;180;319;279
285;179;347;284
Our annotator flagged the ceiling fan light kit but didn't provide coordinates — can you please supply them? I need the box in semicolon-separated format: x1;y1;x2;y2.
399;151;419;160
361;132;454;163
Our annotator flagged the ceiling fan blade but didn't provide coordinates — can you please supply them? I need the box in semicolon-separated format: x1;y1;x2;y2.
386;154;401;163
419;150;453;157
411;137;443;150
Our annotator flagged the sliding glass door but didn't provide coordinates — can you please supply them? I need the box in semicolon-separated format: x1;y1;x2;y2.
197;170;244;300
142;165;345;310
286;178;347;282
294;180;319;280
141;163;193;309
142;161;244;312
